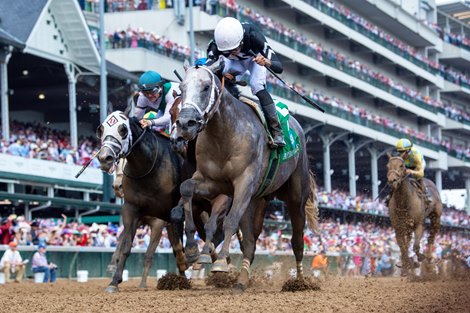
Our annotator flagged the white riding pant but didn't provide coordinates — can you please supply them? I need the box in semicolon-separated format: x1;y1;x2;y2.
221;56;267;95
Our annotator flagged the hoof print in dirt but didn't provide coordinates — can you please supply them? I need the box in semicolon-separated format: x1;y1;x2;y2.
205;272;238;288
281;277;320;292
156;273;191;290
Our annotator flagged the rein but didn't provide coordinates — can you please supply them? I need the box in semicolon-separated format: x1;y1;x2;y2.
123;128;160;179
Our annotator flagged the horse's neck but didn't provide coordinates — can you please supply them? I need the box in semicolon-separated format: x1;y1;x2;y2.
394;178;413;205
205;92;254;141
126;127;159;169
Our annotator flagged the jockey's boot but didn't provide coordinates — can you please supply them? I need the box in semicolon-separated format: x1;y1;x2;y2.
418;179;432;206
257;90;286;149
384;193;392;207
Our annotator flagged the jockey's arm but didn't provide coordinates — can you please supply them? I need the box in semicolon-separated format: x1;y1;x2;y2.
407;154;425;179
134;94;149;119
149;84;180;129
250;30;283;74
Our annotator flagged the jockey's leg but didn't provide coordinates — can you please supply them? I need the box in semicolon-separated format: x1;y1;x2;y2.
418;179;432;205
256;89;286;148
248;60;285;149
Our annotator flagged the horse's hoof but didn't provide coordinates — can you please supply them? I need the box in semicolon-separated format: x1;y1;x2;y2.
198;254;212;264
170;205;184;223
413;261;420;269
417;254;425;262
184;246;199;264
232;283;246;294
138;284;148;290
105;285;119;293
211;259;229;272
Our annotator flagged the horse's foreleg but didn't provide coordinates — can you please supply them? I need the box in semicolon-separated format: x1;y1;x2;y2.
180;178;199;264
167;223;188;275
413;223;425;262
233;200;262;293
396;232;410;276
199;195;232;264
107;230;125;273
106;205;140;293
212;178;256;273
139;218;165;289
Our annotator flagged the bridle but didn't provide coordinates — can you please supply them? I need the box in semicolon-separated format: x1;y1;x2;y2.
101;124;158;179
387;157;410;188
180;66;225;132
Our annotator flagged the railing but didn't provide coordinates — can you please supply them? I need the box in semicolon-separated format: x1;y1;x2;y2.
268;83;443;152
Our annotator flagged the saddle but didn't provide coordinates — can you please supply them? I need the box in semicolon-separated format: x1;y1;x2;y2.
239;96;275;144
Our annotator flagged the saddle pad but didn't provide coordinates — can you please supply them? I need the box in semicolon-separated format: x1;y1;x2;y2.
239;97;301;163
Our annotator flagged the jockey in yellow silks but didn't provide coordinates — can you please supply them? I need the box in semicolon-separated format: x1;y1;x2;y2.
395;138;432;205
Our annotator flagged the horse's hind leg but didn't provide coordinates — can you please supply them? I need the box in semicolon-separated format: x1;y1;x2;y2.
199;195;232;264
167;223;188;276
139;218;165;289
427;214;440;260
413;223;425;262
106;203;140;293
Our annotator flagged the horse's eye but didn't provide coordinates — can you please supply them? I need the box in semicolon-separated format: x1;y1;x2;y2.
203;85;210;92
188;120;197;127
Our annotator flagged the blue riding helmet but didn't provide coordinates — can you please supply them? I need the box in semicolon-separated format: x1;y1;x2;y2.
195;58;208;66
138;71;162;92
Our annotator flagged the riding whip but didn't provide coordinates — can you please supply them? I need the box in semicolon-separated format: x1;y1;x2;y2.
248;50;325;113
174;70;183;82
75;147;102;179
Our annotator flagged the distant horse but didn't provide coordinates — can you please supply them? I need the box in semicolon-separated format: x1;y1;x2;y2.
107;159;168;289
97;111;192;292
171;59;318;291
387;156;442;275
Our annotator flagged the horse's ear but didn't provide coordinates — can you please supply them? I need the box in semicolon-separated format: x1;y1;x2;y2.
207;56;225;75
123;104;132;118
96;124;104;139
183;59;191;71
118;124;129;139
387;152;392;158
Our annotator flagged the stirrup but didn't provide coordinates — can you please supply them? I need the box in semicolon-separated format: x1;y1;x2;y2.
273;134;286;148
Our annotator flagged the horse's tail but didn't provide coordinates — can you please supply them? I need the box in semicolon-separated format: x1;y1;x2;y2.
305;170;320;234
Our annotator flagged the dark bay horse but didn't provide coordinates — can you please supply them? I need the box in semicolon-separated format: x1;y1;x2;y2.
387;156;442;275
107;159;168;289
97;111;190;292
171;59;319;291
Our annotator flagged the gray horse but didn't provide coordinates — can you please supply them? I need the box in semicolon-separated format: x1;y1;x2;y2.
171;59;319;291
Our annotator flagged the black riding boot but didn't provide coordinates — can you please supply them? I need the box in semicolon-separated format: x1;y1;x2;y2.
256;90;286;149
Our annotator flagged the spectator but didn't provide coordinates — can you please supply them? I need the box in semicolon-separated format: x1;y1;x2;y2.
31;243;57;283
311;250;328;278
378;250;393;276
0;241;26;283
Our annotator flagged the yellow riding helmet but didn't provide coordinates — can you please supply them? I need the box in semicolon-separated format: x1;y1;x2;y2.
396;138;412;152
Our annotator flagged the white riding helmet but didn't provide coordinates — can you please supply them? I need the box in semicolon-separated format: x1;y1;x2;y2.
214;17;244;52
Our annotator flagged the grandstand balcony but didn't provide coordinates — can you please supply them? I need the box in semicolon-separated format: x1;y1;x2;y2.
332;0;441;49
440;41;470;69
273;0;443;86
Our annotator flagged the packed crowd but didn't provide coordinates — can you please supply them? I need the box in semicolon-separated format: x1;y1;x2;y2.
266;74;470;160
0;120;100;168
104;26;204;61
1;209;469;277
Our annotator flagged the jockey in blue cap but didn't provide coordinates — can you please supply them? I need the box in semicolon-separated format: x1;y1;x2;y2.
135;70;180;132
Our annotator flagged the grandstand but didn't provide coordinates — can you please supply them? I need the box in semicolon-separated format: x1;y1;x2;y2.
0;0;469;225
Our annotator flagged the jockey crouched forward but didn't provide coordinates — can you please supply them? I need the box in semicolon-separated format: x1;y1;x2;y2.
386;138;433;206
206;17;286;149
135;70;181;133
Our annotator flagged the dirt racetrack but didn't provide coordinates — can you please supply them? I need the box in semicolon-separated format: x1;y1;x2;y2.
0;275;469;313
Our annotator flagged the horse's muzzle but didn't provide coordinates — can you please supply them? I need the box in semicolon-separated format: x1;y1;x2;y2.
98;149;116;173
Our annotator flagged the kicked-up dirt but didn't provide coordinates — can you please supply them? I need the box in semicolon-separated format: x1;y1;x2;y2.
0;275;468;313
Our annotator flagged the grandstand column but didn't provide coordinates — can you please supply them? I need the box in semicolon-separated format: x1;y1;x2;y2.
0;45;13;142
466;177;470;212
367;147;379;200
320;134;332;193
435;170;442;192
344;140;357;198
64;63;78;148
